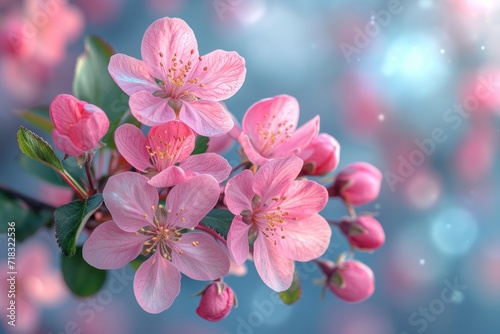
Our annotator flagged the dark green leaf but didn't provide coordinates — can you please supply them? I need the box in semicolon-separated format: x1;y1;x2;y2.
278;273;302;305
192;135;209;155
0;190;52;241
17;106;53;133
17;126;64;171
199;209;234;240
61;246;107;297
55;193;103;256
73;35;131;148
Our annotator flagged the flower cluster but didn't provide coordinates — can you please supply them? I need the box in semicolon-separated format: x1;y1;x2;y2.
23;16;385;320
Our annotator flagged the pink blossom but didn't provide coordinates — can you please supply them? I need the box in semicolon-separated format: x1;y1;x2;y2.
238;95;320;166
329;162;382;205
114;121;231;187
196;281;235;322
49;94;109;157
224;156;331;291
83;172;229;313
108;17;246;136
318;259;375;303
339;216;385;251
299;133;341;176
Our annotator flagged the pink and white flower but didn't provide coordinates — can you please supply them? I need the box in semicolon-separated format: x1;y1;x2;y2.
238;95;320;166
108;17;246;136
83;172;229;313
49;94;109;157
114;121;231;187
224;156;331;291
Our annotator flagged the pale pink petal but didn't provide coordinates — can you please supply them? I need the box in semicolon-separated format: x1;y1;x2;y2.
103;172;158;232
108;54;158;95
178;153;231;183
225;169;255;214
180;100;234;136
171;232;229;280
83;221;148;270
281;180;328;219
166;175;219;228
277;116;320;155
141;17;198;80
115;124;153;172
134;253;181;313
241;95;299;151
189;50;246;101
148;166;187;187
147;121;195;168
52;129;86;156
279;214;331;262
227;216;251;265
253;236;295;291
238;132;271;166
129;91;174;126
253;157;303;203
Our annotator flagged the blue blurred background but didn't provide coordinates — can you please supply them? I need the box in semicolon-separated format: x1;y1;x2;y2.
1;0;500;333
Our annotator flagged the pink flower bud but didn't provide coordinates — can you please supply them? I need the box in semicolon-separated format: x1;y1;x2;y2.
329;162;382;205
49;94;109;157
327;260;374;303
339;216;385;251
196;282;235;322
300;133;341;176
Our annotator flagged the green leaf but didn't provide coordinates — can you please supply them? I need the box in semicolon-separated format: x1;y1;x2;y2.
55;193;103;256
192;135;209;155
17;126;64;172
199;209;234;240
17;106;53;133
73;35;131;148
61;246;107;297
129;255;148;271
278;273;302;305
0;190;52;241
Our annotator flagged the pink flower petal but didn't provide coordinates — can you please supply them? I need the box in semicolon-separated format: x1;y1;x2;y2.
253;235;294;291
238;132;271;166
279;214;331;262
277;115;320;155
166;175;220;228
171;232;229;280
281;179;328;219
49;94;81;131
141;17;198;80
241;95;299;152
190;50;246;101
227;216;251;265
52;129;87;156
178;153;231;183
148;165;187;187
103;172;158;232
253;157;303;203
129;91;174;126
180;100;234;136
147;121;195;168
83;221;148;270
225;169;255;215
134;253;181;313
108;54;158;95
115;124;153;172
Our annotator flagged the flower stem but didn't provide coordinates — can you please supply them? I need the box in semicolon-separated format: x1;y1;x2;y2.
60;170;87;200
85;162;95;195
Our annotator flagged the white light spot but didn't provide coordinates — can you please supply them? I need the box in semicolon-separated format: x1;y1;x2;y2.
440;49;445;54
481;46;485;50
378;114;385;121
420;259;426;265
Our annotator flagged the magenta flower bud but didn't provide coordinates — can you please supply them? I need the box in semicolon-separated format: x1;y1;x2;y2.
326;260;374;303
49;94;109;157
329;162;382;205
196;281;235;322
300;133;341;176
339;216;385;251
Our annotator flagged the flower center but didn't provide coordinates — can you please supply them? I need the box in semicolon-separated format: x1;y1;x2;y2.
255;114;294;156
145;129;188;171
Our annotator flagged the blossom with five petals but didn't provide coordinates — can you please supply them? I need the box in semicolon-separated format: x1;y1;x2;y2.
114;121;231;187
108;17;246;136
224;156;331;291
83;172;229;313
238;95;320;166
